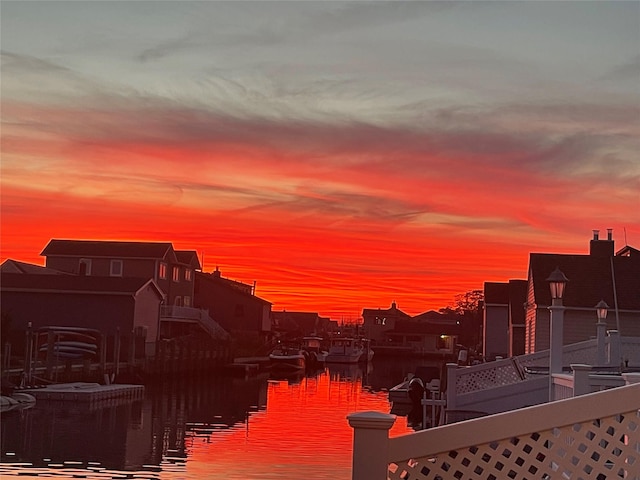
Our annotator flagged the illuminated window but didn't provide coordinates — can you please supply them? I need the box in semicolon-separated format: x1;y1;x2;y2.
184;296;191;307
172;266;180;282
185;269;192;281
110;260;123;277
159;263;167;280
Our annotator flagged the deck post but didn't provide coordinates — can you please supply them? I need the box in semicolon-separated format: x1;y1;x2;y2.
607;330;620;368
571;364;592;396
446;363;458;410
348;411;396;480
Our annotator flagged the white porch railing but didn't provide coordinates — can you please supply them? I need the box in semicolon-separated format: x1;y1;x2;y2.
349;383;640;480
449;334;638;401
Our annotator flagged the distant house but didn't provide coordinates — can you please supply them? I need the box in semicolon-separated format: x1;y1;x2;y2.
483;280;527;360
362;302;412;344
194;268;271;339
525;230;640;354
271;310;333;338
0;272;163;356
377;312;460;358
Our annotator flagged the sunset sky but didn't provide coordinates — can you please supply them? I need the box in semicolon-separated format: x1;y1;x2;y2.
2;1;639;320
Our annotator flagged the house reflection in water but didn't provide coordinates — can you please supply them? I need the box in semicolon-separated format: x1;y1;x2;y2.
1;375;268;471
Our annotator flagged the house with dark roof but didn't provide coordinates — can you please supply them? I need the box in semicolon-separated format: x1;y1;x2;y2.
362;302;412;343
37;239;232;341
525;230;640;354
194;268;271;339
0;272;164;356
375;311;461;358
271;310;333;338
41;239;200;308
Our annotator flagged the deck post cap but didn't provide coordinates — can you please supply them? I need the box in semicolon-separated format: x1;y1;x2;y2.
347;411;396;429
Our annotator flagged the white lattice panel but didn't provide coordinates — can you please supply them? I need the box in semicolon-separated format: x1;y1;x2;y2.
455;363;522;395
389;409;640;480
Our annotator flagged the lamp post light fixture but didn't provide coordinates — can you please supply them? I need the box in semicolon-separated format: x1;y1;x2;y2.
547;267;568;401
595;300;609;366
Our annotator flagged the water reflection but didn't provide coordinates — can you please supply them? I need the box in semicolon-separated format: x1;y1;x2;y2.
1;360;420;479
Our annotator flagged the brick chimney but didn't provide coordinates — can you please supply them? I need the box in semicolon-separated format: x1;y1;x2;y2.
590;229;614;257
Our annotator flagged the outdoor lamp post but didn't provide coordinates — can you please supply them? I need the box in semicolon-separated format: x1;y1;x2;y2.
595;300;609;366
547;267;568;401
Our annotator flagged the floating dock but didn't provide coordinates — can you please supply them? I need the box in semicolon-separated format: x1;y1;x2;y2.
17;382;144;404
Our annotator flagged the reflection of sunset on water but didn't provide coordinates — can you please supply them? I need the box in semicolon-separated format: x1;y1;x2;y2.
186;368;410;479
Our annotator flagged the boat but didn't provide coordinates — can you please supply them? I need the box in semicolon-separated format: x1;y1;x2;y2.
301;336;328;367
269;343;306;373
1;392;36;413
325;337;370;364
388;365;442;405
39;341;98;358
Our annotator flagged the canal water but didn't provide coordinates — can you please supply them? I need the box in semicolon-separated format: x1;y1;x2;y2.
1;358;439;479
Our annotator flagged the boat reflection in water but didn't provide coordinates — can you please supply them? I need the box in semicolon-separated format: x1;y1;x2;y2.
1;361;412;480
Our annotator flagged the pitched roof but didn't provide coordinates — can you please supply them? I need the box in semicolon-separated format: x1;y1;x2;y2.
412;310;461;323
195;271;271;305
1;273;163;297
362;302;411;319
175;250;202;269
529;253;640;310
484;282;510;304
40;239;175;260
388;319;460;335
0;259;67;275
617;245;640;257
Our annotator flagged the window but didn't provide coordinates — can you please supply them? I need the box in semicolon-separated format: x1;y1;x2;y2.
172;266;180;282
159;263;167;280
185;269;192;281
174;296;182;306
110;259;123;277
79;258;92;276
183;296;191;307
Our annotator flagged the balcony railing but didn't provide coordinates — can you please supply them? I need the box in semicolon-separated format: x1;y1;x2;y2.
349;382;640;480
160;306;229;340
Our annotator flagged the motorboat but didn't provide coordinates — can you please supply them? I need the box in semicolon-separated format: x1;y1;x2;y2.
388;365;442;405
269;344;306;373
325;337;370;364
301;336;328;367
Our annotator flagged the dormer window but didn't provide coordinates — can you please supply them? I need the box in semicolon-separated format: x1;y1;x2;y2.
110;260;123;277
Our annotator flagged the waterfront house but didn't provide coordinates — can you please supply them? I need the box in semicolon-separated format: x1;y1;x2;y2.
39;239;230;341
362;302;411;344
194;268;271;340
378;316;460;358
40;239;199;307
271;310;333;338
525;230;640;354
0;272;163;357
